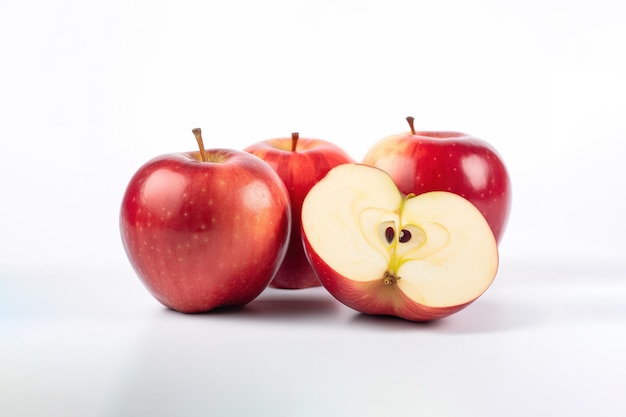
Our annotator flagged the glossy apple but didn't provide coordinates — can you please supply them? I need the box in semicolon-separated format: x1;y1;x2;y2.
244;132;353;289
363;117;511;242
302;163;498;322
120;128;291;313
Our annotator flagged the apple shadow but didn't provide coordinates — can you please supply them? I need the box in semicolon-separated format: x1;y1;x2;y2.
350;298;542;334
350;312;442;331
160;287;543;333
164;288;343;322
247;295;341;317
432;299;544;334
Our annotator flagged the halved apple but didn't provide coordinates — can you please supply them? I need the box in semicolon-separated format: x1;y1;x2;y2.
301;163;499;321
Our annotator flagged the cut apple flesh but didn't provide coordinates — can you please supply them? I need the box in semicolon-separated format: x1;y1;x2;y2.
301;164;498;308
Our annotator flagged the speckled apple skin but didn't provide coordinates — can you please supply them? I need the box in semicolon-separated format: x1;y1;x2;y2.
120;150;291;313
245;137;353;289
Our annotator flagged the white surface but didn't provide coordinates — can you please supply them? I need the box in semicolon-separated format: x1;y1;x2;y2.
1;1;626;416
2;261;625;416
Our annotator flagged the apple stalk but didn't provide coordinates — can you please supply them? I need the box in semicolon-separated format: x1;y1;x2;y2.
291;132;299;152
406;116;416;135
192;128;208;162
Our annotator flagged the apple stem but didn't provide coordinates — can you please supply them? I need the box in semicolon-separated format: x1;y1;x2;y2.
192;128;208;162
291;132;299;152
406;116;416;135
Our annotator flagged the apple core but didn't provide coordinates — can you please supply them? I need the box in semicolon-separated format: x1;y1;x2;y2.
368;194;434;289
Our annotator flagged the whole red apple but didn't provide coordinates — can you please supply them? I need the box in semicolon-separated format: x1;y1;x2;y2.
244;132;353;289
363;117;511;242
120;128;291;313
302;164;499;322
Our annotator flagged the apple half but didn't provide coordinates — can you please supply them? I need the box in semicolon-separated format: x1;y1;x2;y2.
301;163;499;321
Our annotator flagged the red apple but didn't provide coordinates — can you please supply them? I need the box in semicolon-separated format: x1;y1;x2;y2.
244;132;353;289
120;128;291;313
301;163;499;322
363;117;511;242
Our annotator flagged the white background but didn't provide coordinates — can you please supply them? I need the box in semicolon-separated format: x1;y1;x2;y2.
1;1;625;416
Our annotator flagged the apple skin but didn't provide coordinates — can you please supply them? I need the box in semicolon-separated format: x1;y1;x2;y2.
120;149;291;313
302;241;473;322
244;135;353;289
363;128;511;242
